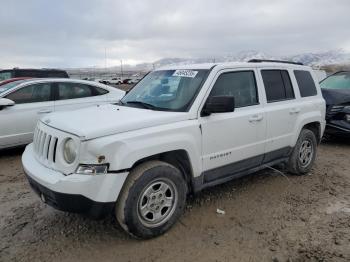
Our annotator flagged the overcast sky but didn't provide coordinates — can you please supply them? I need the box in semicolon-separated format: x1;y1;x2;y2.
0;0;349;68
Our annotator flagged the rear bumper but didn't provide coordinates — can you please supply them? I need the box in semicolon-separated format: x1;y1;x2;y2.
26;174;114;218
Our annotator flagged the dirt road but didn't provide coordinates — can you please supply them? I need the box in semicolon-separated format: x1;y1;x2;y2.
0;139;349;262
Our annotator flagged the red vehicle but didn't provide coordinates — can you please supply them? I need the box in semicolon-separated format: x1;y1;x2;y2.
0;77;32;86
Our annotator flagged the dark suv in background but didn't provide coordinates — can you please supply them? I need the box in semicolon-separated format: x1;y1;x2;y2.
0;68;69;81
320;71;350;137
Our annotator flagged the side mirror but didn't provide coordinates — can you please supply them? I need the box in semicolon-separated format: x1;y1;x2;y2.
0;98;15;110
202;96;235;116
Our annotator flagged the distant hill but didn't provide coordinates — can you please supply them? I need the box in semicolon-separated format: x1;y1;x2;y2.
67;50;350;76
131;49;350;70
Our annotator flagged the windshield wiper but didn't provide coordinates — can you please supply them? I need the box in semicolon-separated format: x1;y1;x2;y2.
125;101;157;110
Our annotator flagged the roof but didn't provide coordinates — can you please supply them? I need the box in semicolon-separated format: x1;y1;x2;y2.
156;61;310;71
1;78;112;89
0;68;66;72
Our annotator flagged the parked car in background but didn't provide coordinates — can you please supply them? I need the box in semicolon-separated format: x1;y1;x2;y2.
0;77;32;86
0;78;125;149
320;71;350;137
0;68;69;81
107;77;123;85
127;78;141;84
22;60;325;239
122;78;131;84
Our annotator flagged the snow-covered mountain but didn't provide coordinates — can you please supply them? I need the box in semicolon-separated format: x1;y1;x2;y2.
67;50;350;76
285;50;350;66
148;50;350;69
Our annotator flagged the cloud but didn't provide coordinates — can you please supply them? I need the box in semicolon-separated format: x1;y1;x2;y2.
0;0;349;68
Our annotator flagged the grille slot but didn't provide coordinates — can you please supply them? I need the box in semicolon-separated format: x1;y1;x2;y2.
33;127;59;164
53;138;58;163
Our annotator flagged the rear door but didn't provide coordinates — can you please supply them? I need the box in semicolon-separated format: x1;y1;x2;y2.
0;82;54;147
259;69;299;160
53;82;109;112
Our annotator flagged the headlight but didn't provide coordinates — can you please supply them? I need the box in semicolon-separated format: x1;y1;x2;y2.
76;164;108;175
345;114;350;122
63;138;77;164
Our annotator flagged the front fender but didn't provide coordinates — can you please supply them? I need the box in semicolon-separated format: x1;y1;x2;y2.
81;120;203;178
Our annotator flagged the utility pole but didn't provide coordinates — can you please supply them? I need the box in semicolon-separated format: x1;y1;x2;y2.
120;60;123;81
104;47;107;71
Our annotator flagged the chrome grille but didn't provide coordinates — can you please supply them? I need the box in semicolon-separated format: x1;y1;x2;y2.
33;125;58;163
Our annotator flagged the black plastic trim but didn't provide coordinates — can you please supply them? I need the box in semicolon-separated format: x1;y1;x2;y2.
192;147;292;193
25;174;114;219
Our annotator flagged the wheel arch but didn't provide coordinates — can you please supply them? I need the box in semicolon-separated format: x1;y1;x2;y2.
130;150;196;194
301;121;322;143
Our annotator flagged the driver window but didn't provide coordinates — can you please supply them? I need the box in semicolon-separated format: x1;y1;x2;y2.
209;71;258;108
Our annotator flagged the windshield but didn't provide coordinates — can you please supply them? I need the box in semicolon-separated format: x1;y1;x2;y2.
320;72;350;89
0;80;26;94
0;71;13;81
121;69;209;112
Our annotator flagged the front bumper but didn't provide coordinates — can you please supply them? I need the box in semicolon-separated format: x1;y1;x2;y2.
22;144;128;218
325;120;350;137
26;174;114;218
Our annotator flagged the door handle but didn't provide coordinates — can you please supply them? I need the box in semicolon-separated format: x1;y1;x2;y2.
249;114;263;122
289;108;301;114
38;109;52;114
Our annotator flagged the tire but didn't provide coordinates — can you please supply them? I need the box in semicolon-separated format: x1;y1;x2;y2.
115;160;188;239
287;129;318;175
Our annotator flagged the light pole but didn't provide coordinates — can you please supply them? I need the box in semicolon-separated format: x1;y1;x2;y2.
120;60;123;81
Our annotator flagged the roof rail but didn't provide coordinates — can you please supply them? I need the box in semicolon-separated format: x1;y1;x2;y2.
248;59;303;66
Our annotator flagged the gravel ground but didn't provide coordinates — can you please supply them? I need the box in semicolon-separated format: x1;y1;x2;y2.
0;138;349;262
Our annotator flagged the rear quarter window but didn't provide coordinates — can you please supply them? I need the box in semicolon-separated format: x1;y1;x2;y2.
294;70;317;97
94;86;109;95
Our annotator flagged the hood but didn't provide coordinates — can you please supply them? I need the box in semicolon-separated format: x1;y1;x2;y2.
42;104;190;140
321;88;350;105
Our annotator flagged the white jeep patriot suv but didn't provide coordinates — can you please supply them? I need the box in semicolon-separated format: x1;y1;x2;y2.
22;60;326;239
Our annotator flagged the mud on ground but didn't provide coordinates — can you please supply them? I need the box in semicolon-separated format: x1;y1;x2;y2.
0;139;349;262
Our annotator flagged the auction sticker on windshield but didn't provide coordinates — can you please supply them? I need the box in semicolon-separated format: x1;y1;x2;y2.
173;70;198;78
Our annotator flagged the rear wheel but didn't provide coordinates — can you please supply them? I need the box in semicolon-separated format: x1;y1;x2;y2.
287;129;318;175
115;160;187;239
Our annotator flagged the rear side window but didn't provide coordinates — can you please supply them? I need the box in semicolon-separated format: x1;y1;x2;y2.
42;71;69;78
0;71;13;81
94;86;109;95
13;70;68;78
294;70;317;97
14;70;40;78
56;83;107;100
209;71;258;108
57;83;93;100
261;70;295;102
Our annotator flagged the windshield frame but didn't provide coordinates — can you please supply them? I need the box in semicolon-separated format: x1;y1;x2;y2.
121;68;212;112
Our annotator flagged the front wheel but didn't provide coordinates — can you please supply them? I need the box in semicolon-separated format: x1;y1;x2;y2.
115;160;187;239
287;129;318;175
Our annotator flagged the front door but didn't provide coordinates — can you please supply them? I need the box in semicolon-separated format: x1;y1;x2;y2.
200;69;266;183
